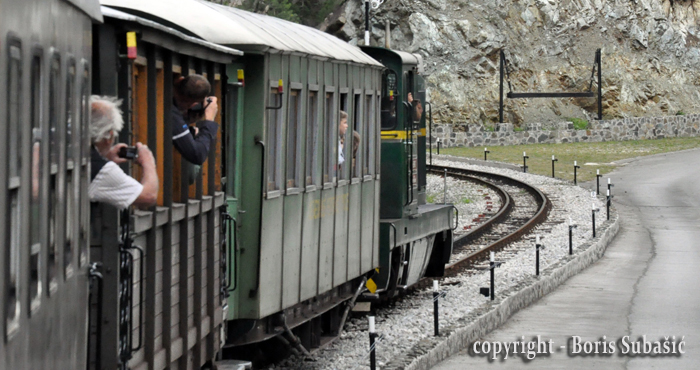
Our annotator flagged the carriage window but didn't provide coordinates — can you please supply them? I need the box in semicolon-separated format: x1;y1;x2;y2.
47;53;60;295
6;41;22;337
352;94;361;179
338;93;348;181
266;87;282;192
376;95;381;172
380;72;397;130
305;90;319;186
30;53;43;312
286;89;301;189
323;91;335;184
79;62;89;267
227;83;240;197
364;94;374;176
64;61;75;278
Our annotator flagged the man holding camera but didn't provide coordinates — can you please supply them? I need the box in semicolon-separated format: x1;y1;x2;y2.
89;95;158;209
172;74;219;165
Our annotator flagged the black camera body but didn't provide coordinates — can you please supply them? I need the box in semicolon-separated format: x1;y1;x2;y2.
187;97;213;120
118;146;138;160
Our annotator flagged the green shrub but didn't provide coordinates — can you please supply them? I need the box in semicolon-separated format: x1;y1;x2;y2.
484;124;496;132
514;126;524;132
676;110;686;116
567;117;589;130
461;197;472;204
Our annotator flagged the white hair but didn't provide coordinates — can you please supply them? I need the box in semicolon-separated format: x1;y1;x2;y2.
90;95;124;142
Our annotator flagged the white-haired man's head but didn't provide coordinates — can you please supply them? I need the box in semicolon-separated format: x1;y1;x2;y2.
90;95;124;143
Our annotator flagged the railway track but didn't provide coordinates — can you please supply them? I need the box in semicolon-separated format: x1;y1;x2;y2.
426;164;551;279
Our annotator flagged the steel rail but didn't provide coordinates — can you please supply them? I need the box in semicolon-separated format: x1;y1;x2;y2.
426;164;551;276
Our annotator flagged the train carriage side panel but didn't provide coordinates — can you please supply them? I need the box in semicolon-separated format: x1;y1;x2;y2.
258;52;285;318
281;54;305;309
298;57;322;302
373;69;382;270
317;60;337;294
346;63;362;281
223;61;245;320
360;70;380;273
234;53;266;319
332;62;349;288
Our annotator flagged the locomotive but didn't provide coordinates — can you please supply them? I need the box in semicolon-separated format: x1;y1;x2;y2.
1;0;454;368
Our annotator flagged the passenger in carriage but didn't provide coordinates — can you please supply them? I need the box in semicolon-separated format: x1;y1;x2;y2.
338;110;348;169
352;130;360;173
88;96;159;209
172;74;219;165
407;92;423;122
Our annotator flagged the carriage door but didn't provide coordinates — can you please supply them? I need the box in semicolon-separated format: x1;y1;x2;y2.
414;75;427;203
404;70;417;209
224;64;245;301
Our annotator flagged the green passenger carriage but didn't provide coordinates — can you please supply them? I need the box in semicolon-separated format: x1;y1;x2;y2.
102;0;386;350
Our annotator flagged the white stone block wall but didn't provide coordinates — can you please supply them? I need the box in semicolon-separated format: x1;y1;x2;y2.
429;114;700;148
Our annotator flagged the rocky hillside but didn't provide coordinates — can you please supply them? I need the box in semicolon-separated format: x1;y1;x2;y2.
321;0;700;125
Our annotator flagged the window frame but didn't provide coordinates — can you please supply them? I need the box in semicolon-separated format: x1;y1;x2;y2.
305;85;320;189
78;60;89;267
265;80;283;197
285;84;303;192
376;93;381;176
338;90;349;182
322;87;336;187
351;91;362;181
63;57;76;279
5;34;23;339
363;90;375;179
28;47;44;314
47;50;61;296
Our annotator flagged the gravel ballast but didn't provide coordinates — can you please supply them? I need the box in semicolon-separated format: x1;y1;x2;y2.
272;159;619;370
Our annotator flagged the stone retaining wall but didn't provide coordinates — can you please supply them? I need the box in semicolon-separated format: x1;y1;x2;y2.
430;114;700;148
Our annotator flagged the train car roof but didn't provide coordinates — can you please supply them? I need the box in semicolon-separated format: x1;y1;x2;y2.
360;46;420;66
100;0;383;67
102;6;243;62
66;0;103;21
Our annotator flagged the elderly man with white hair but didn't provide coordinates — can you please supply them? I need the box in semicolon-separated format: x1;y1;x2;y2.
89;95;158;209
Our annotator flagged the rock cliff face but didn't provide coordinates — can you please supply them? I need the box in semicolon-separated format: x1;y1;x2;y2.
321;0;700;125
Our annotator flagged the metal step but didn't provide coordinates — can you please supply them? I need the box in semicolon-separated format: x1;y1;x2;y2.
215;360;253;370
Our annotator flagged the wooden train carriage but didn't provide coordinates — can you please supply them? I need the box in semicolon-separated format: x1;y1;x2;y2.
0;0;101;369
89;7;241;370
360;46;454;296
100;0;385;350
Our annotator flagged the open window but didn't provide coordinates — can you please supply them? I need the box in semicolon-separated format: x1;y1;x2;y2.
352;92;361;179
305;87;320;187
380;69;398;130
363;92;375;177
47;51;60;295
266;82;283;194
338;92;348;181
79;61;89;267
323;88;336;185
5;37;22;338
64;59;76;279
29;50;43;313
286;86;302;191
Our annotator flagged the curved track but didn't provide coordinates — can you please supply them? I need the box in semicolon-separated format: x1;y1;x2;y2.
427;165;551;278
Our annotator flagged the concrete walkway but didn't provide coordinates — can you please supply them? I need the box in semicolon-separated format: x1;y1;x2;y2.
432;149;700;369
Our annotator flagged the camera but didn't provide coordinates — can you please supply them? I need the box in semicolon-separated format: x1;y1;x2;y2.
187;97;213;120
118;146;138;160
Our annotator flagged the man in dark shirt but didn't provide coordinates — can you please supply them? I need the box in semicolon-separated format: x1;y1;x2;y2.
172;74;219;165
